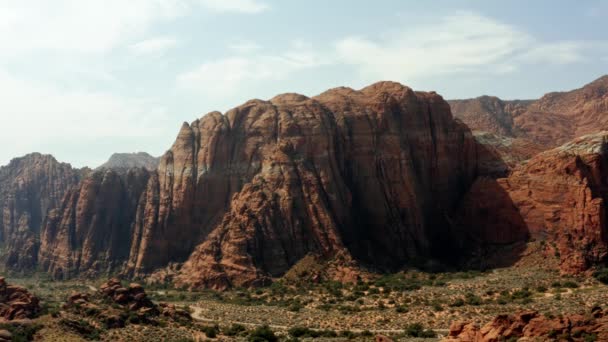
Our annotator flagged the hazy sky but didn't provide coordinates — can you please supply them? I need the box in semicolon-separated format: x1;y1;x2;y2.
1;0;607;167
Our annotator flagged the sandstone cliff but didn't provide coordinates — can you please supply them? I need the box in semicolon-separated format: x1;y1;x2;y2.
168;82;478;289
450;75;608;150
38;168;151;279
457;132;608;274
0;153;82;270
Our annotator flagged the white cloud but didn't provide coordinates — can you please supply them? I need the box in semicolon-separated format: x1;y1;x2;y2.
130;36;179;55
198;0;269;13
177;41;325;98
0;0;267;57
516;41;600;65
0;68;174;167
229;41;262;54
334;12;606;82
0;0;186;56
335;12;532;80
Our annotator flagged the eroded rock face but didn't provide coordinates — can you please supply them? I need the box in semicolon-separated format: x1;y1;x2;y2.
169;82;478;289
0;277;40;320
0;153;82;270
38;168;151;279
457;132;608;274
63;278;191;329
451;75;608;150
444;307;608;342
449;96;532;137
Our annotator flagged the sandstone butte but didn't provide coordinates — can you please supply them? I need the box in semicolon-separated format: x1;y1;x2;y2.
0;77;608;289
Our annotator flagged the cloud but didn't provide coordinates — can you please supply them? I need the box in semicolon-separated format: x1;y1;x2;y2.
199;0;269;13
229;41;262;54
177;41;325;98
335;12;532;80
516;41;608;65
0;68;174;167
0;0;267;57
0;1;186;56
334;12;605;82
130;36;179;55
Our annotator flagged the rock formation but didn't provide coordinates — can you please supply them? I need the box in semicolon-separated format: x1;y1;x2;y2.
448;96;532;137
445;307;608;342
63;278;191;329
0;277;40;320
0;153;83;270
450;75;608;150
3;76;608;288
97;152;160;171
38;168;151;279
457;132;608;274
170;82;478;289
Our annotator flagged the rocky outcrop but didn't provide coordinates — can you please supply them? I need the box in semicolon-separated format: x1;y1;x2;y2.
445;307;608;342
38;168;151;279
63;278;190;328
97;152;160;171
169;82;478;289
472;132;544;176
457;132;608;274
451;75;608;150
448;96;532;137
0;277;40;320
0;153;83;270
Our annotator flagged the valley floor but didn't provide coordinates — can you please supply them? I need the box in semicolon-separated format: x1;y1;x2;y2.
3;244;608;341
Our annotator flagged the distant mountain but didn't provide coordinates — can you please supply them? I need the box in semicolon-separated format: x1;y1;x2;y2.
97;152;159;171
450;75;608;148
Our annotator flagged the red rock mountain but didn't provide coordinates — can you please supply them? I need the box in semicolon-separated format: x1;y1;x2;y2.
456;132;608;274
140;82;479;288
0;153;83;270
2;77;608;288
450;75;608;149
38;168;151;278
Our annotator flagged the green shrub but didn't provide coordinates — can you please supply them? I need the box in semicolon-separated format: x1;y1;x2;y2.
465;293;483;306
224;323;247;336
561;281;579;288
404;323;437;338
0;323;43;342
248;325;278;342
395;305;409;313
450;298;465;307
200;325;219;338
593;268;608;284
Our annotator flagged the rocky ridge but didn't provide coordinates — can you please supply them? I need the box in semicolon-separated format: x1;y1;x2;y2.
445;307;608;342
450;75;608;150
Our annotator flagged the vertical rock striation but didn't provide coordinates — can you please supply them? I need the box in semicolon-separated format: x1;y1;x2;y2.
38;168;150;278
170;82;478;289
0;153;82;270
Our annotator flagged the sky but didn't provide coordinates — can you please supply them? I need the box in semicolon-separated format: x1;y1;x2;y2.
0;0;607;168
